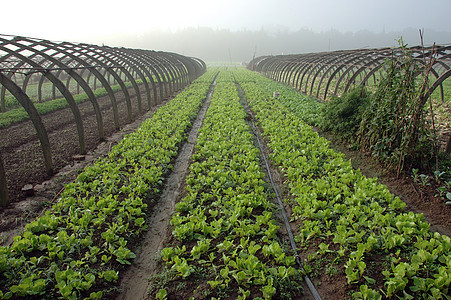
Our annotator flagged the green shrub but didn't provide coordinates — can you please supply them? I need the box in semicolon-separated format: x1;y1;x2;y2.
321;87;370;143
358;42;437;173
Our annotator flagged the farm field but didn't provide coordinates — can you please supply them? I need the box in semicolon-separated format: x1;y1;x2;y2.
0;83;151;204
0;68;450;299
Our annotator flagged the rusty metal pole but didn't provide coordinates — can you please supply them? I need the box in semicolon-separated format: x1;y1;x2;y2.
0;73;53;176
0;153;9;208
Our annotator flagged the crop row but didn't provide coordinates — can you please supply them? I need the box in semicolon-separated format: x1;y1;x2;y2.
0;70;217;299
233;70;323;126
152;72;304;299
237;69;450;299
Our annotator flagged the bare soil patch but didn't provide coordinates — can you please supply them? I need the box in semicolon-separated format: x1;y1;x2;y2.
0;85;169;245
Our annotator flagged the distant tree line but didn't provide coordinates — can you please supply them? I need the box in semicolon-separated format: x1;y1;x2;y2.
103;27;450;62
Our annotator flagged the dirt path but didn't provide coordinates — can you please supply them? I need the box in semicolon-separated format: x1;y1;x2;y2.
116;80;216;300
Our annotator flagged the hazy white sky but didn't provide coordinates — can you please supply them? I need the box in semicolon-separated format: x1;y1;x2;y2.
1;0;450;43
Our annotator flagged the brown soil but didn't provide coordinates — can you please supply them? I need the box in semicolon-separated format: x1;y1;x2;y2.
0;84;170;245
1;85;149;202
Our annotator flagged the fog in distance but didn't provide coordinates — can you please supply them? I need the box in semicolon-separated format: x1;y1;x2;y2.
1;0;450;62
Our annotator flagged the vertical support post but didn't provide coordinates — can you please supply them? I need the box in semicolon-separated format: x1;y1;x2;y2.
0;153;9;208
1;87;5;112
0;73;53;175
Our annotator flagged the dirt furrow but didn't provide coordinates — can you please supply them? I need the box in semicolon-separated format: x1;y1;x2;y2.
116;79;216;300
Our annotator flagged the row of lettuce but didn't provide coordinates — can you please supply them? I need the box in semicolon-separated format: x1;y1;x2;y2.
235;69;450;299
151;72;304;299
0;70;217;299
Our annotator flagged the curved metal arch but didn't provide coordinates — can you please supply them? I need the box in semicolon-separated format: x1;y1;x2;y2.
157;52;183;93
343;53;391;94
0;72;53;175
274;57;292;83
184;55;206;81
173;54;194;85
296;55;322;92
323;51;374;99
40;39;122;130
124;49;159;107
170;54;190;88
310;51;356;98
275;56;293;83
192;57;207;76
0;37;86;154
0;71;15;112
343;50;444;97
423;69;451;104
63;61;86;95
257;56;272;76
281;57;302;85
304;51;349;96
288;59;307;88
0;48;43;100
270;58;286;81
133;49;165;104
79;44;134;121
8;37;105;140
255;56;274;76
147;53;171;98
101;46;145;114
264;58;278;79
108;47;152;110
168;52;194;88
155;53;179;92
260;56;275;79
137;51;167;101
250;45;450;103
165;53;187;90
284;54;318;91
69;42;134;122
311;51;354;97
279;57;298;83
1;44;51;102
179;55;197;83
248;55;269;72
282;59;297;86
263;57;282;81
279;59;294;85
290;59;310;90
332;50;382;97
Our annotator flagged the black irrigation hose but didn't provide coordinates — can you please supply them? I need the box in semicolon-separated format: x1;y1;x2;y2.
250;119;322;300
